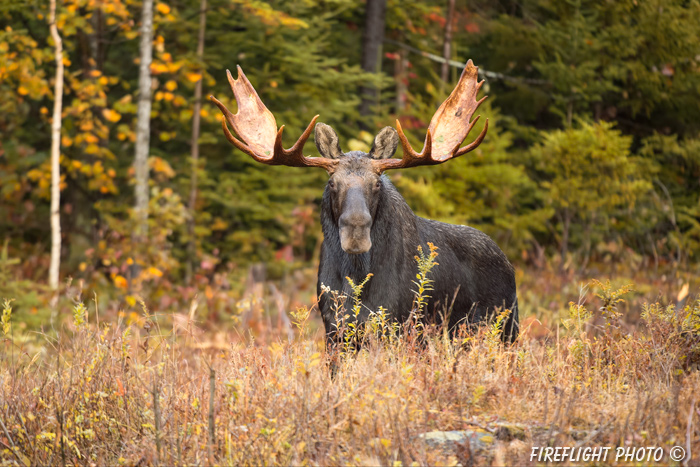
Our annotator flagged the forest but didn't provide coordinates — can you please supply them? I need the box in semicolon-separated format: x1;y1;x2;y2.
1;0;699;465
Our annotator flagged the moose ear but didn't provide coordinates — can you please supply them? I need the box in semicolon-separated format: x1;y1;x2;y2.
369;127;399;160
314;123;343;159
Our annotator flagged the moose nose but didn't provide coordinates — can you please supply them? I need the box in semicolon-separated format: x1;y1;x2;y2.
339;211;372;231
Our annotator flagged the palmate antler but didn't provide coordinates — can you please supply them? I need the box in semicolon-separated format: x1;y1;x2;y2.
372;59;488;172
209;66;338;172
212;60;487;174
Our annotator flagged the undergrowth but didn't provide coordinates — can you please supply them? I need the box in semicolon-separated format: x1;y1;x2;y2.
1;250;699;466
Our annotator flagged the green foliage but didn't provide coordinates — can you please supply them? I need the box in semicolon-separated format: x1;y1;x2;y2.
1;0;700;323
397;103;547;255
342;273;373;350
412;242;438;316
638;133;700;262
593;279;633;328
562;300;592;334
527;121;652;261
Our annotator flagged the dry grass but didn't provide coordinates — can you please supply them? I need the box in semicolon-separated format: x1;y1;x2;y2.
1;281;699;466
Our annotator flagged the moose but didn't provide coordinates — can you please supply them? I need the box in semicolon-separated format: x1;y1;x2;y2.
211;59;519;348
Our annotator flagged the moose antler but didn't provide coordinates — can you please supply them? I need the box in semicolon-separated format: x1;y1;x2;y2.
373;59;488;172
210;66;338;171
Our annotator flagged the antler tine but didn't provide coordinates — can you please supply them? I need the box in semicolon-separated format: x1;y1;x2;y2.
384;120;435;170
269;116;331;169
373;59;488;173
454;117;488;157
211;66;337;172
211;95;266;162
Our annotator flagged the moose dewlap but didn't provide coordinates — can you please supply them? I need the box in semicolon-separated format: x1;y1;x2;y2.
211;59;519;347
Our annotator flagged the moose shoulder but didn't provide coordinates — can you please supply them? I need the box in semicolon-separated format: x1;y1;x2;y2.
211;59;519;347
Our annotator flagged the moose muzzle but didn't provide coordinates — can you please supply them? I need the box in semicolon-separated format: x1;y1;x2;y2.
338;188;372;255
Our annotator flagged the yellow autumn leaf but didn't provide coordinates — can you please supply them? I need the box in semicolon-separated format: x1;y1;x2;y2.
85;144;100;155
150;62;168;74
211;218;228;231
186;72;202;82
150;157;175;177
18;86;28;95
677;283;689;303
147;267;163;278
165;80;177;91
114;275;128;289
61;135;72;147
155;2;170;14
167;62;183;73
102;109;122;122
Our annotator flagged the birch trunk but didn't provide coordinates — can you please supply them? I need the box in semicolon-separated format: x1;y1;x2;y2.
134;0;154;241
49;0;64;291
186;0;207;283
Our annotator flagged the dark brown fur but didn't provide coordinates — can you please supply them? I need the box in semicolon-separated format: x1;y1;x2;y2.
315;124;519;349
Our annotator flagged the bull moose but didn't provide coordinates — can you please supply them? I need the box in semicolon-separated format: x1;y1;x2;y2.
211;59;519;348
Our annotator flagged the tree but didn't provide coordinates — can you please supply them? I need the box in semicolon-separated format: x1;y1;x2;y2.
134;0;155;242
359;0;388;117
186;0;207;283
440;0;456;85
528;121;651;270
48;0;63;292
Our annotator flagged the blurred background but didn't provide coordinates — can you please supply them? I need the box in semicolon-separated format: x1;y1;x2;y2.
1;0;699;338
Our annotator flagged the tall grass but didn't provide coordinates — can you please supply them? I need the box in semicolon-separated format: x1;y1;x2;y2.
1;269;699;465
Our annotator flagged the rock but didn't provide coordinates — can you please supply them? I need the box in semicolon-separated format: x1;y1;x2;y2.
493;422;528;441
418;429;495;452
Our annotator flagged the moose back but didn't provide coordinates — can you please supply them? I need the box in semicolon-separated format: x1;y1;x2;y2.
211;60;519;347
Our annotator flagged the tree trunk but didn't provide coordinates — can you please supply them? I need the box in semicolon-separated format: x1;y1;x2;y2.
440;0;456;85
186;0;207;284
358;0;387;117
49;0;64;292
134;0;154;241
394;48;407;112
